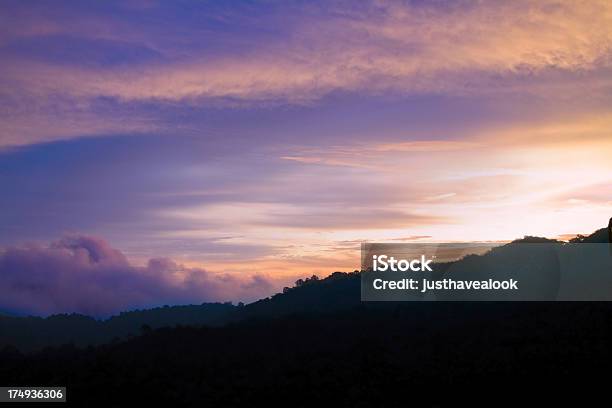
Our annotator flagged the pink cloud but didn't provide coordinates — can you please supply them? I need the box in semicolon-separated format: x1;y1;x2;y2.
4;1;612;106
0;235;274;316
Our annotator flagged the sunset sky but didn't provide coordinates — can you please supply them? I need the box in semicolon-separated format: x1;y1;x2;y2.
1;0;611;315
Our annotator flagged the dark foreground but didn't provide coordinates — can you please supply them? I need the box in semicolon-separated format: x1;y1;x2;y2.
2;302;612;407
2;228;611;406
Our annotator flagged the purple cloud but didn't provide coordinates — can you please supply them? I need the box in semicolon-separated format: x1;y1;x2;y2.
0;235;273;317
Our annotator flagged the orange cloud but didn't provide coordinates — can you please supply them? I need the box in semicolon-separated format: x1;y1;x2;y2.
3;1;611;105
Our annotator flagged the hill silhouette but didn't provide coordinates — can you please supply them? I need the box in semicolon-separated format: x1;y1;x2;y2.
0;225;611;405
0;303;236;351
568;226;609;243
2;302;612;406
0;272;365;351
1;225;609;351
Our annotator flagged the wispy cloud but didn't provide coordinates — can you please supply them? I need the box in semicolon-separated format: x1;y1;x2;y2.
3;1;612;105
2;0;611;149
1;0;611;300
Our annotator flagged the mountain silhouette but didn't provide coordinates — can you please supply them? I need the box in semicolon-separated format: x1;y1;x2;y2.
1;225;609;351
1;225;612;405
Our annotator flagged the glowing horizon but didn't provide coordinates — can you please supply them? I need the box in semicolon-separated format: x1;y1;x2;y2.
1;0;611;314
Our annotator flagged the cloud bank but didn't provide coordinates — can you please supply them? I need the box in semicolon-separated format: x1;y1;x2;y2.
4;0;612;103
1;0;611;284
0;235;273;317
2;0;612;147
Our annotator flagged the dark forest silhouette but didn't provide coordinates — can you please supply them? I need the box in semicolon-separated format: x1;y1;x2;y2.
2;226;608;351
0;225;610;406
